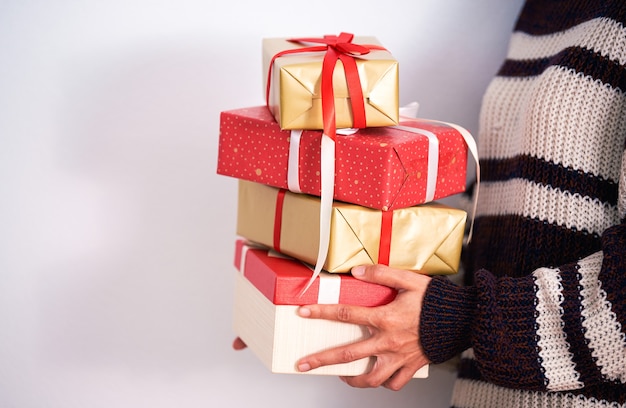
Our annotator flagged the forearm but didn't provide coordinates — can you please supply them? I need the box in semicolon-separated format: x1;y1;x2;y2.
420;223;626;392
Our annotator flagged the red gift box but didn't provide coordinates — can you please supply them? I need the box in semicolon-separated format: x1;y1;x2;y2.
234;239;397;306
217;105;469;211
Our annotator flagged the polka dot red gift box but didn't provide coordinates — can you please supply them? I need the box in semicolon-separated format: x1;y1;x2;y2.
217;105;469;211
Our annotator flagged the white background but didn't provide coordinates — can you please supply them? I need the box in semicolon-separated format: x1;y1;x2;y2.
0;1;524;407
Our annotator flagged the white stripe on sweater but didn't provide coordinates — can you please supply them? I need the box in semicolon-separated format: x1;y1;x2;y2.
477;179;620;236
578;252;626;382
451;377;626;408
479;69;626;184
508;17;626;65
533;267;583;391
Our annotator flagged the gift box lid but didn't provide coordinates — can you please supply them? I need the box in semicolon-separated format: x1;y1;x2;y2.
234;239;397;306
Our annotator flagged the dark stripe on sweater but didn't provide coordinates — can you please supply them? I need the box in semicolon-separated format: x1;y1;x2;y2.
558;263;604;386
600;224;626;342
497;47;626;92
420;277;477;364
458;358;626;404
481;155;619;206
514;0;626;36
471;271;546;390
463;216;602;283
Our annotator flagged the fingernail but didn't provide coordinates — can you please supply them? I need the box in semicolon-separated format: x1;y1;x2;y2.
352;266;365;277
298;306;311;317
298;362;311;372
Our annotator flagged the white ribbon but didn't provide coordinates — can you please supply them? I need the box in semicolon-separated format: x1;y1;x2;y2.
287;128;358;295
275;250;342;304
317;273;341;304
434;121;480;243
239;242;251;277
299;133;335;294
391;125;439;203
399;101;419;118
285;102;480;294
398;102;480;243
395;101;439;202
287;130;303;193
239;240;267;277
287;128;357;194
394;119;480;243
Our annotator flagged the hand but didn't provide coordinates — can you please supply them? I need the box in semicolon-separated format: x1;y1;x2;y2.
296;264;432;390
232;337;247;350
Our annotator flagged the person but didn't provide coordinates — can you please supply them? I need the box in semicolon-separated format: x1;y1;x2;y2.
235;1;626;406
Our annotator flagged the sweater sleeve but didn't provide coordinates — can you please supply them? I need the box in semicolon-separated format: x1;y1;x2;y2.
420;220;626;393
420;142;626;391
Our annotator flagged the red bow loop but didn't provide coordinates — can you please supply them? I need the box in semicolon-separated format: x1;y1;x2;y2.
288;32;371;57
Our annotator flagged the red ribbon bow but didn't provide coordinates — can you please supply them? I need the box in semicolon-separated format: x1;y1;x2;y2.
266;32;385;139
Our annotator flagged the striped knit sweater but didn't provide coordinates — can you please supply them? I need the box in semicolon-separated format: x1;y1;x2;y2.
419;1;626;407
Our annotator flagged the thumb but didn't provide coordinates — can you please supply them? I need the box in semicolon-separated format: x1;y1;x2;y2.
351;264;430;291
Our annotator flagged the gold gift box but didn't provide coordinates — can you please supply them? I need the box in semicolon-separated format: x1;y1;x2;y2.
236;180;466;275
262;36;399;130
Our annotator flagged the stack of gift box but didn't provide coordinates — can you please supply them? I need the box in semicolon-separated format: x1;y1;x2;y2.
217;33;475;378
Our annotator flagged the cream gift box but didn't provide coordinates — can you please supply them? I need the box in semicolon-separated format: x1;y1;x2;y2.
233;239;429;378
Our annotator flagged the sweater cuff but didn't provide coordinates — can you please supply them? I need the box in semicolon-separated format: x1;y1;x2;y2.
420;276;477;364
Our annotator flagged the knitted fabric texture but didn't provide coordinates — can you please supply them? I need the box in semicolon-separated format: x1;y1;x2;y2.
419;1;626;407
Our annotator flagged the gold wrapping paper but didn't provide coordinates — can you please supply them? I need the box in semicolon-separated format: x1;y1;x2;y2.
262;36;399;130
236;180;466;275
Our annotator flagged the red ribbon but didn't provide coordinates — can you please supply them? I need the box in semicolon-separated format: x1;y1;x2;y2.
378;210;393;266
273;189;287;253
266;32;385;139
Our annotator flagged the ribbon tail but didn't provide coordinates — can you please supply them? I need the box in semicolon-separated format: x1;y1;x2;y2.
300;134;335;296
300;41;340;296
439;122;480;244
399;101;419;119
393;117;478;243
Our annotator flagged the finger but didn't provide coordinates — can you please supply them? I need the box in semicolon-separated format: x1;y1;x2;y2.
298;303;379;327
232;337;247;350
340;355;402;389
351;264;431;291
340;356;423;390
382;352;429;390
382;365;419;391
297;337;380;373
